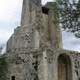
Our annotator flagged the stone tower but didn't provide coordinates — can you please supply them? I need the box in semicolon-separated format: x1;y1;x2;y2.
7;0;62;52
20;0;62;49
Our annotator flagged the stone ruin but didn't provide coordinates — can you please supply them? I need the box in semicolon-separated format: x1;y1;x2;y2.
0;0;80;80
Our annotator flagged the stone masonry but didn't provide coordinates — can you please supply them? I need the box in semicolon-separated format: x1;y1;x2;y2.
1;0;80;80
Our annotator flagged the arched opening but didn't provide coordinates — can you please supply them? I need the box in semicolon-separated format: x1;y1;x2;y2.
58;54;72;80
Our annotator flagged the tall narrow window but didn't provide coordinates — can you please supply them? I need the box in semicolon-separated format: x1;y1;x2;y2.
11;76;15;80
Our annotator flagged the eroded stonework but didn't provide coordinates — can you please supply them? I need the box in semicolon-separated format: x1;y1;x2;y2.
1;0;80;80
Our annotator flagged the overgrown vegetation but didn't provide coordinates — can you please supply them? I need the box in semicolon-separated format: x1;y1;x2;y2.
54;0;80;38
0;56;8;80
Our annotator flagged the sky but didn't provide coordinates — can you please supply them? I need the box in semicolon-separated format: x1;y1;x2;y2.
0;0;80;52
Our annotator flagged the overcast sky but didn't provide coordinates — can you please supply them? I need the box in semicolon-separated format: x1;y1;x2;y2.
0;0;80;52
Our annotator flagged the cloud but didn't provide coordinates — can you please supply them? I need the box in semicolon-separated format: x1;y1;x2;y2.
0;29;12;44
0;0;22;22
0;0;22;45
62;31;80;52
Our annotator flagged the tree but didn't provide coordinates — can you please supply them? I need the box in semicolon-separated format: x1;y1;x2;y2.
0;46;3;53
56;0;80;38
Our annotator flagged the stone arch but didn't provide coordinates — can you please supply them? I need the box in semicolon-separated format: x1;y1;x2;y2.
58;54;72;80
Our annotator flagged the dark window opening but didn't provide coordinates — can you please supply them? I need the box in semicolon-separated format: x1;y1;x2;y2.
42;7;49;14
11;76;15;80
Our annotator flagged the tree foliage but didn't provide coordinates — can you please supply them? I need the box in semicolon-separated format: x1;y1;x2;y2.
0;56;8;80
56;0;80;38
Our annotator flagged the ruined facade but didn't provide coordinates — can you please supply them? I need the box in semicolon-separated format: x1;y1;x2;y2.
1;0;80;80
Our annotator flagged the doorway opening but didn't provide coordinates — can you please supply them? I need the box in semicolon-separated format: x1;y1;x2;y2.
58;54;72;80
